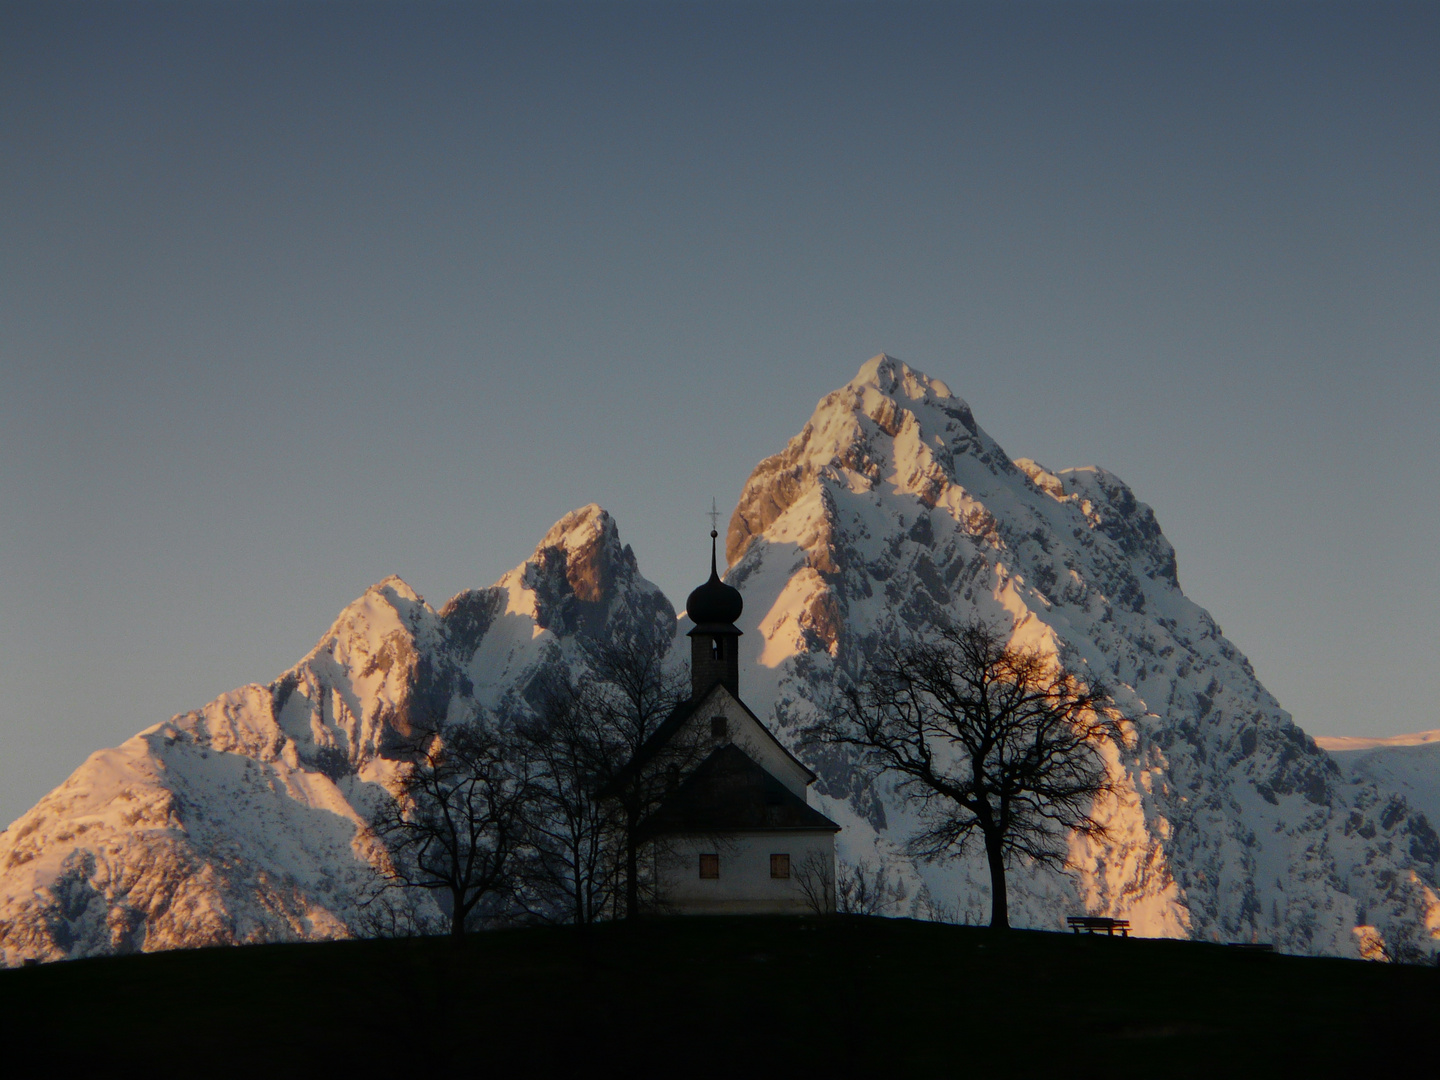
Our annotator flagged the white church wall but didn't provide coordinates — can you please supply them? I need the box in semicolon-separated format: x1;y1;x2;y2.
655;831;835;914
687;686;812;799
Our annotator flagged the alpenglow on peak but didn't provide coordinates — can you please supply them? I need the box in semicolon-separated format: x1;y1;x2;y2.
849;352;954;401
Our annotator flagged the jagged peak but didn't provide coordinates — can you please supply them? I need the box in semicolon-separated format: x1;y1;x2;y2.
474;506;674;647
1013;458;1067;500
1055;467;1179;588
849;352;955;403
343;574;431;625
535;503;617;559
519;504;633;606
728;356;993;563
808;354;981;458
295;574;440;673
1055;465;1142;512
1017;461;1144;515
370;574;422;603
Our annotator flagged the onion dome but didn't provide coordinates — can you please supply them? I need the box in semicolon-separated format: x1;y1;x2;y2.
686;530;743;626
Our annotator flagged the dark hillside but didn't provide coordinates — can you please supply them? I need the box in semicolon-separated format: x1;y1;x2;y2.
1;917;1433;1077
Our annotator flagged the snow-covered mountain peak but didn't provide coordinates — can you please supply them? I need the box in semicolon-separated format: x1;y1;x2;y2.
728;355;1005;567
839;353;984;448
724;356;1172;683
373;573;420;601
529;503;627;605
537;502;607;544
1026;463;1182;590
0;571;457;963
850;352;954;402
311;575;438;656
0;507;672;964
720;357;1440;958
729;351;1181;604
485;504;669;640
439;506;675;709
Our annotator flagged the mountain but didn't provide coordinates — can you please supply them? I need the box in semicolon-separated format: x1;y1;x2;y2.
0;505;671;963
3;359;1437;964
1318;733;1440;853
722;355;1440;959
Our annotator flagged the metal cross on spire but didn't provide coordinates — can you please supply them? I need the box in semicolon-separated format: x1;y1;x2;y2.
708;497;720;536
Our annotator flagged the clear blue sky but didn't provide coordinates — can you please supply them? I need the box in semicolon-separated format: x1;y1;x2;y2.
2;1;1437;826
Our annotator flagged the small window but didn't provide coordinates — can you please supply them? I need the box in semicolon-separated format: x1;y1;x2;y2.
699;853;720;879
711;716;728;740
770;853;791;879
711;636;724;660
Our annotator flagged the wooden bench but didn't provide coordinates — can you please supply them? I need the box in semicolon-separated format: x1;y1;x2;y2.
1067;916;1130;937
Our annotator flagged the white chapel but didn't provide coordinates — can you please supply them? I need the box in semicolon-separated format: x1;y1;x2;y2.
632;528;840;914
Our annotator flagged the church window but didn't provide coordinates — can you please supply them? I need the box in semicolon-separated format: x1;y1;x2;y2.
711;716;728;740
711;636;724;660
770;854;791;879
699;853;720;879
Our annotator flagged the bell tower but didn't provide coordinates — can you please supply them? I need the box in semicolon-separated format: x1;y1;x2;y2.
685;523;743;700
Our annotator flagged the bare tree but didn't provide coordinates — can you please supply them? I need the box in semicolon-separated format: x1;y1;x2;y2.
510;679;625;925
808;619;1125;930
909;883;964;925
791;855;908;918
836;859;908;916
370;720;528;938
792;851;836;916
357;884;444;939
580;634;696;919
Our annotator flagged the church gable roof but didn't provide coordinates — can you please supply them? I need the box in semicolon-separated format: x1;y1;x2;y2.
621;682;817;788
593;694;703;799
636;744;840;839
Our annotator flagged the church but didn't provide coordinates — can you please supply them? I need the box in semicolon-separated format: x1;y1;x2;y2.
630;527;840;914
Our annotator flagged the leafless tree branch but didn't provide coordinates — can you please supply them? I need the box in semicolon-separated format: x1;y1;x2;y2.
369;719;529;937
806;618;1126;929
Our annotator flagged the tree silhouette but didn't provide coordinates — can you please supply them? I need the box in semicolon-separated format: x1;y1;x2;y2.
370;720;528;937
579;633;697;919
510;679;625;925
809;619;1124;929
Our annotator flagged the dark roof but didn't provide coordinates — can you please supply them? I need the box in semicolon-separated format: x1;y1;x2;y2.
594;695;703;799
595;682;818;801
685;531;743;627
636;745;840;839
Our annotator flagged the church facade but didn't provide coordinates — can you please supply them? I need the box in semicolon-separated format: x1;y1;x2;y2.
632;529;840;914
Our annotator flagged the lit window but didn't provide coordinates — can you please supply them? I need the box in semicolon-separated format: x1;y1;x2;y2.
711;636;724;660
770;854;791;879
699;853;720;879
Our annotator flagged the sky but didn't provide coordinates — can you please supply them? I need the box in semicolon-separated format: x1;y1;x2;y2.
2;0;1437;827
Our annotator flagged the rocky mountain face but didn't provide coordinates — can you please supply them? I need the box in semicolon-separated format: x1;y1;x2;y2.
0;505;673;963
724;356;1440;960
3;361;1436;964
